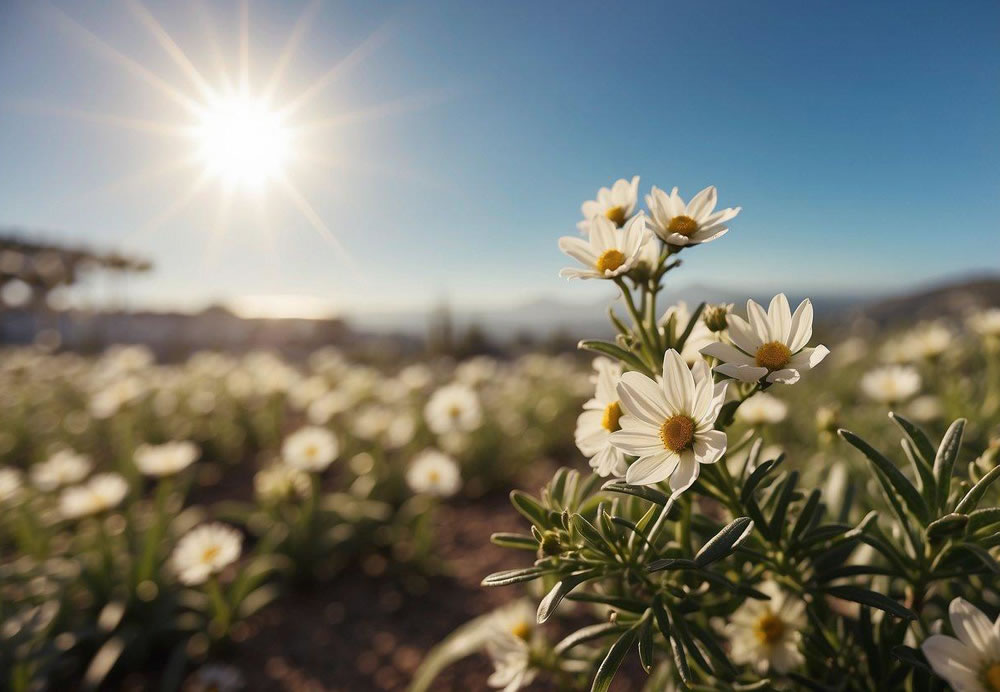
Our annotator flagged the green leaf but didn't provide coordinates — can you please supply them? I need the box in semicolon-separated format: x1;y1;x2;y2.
490;533;537;550
638;616;654;674
790;489;823;543
933;419;966;511
695;517;754;567
900;437;937;502
823;585;917;620
675;302;706;353
566;592;648;612
571;513;613;554
955;464;1000;514
481;566;552;587
968;507;1000;532
591;626;639;692
537;570;600;623
602;480;671;506
954;543;1000;573
889;413;937;469
668;631;692;684
925;513;969;541
553;622;626;656
839;429;928;522
740;459;777;503
647;557;697;573
892;644;931;672
509;490;549;529
578;339;653;375
768;471;799;539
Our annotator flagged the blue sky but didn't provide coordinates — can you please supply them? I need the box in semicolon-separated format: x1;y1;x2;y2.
1;0;998;316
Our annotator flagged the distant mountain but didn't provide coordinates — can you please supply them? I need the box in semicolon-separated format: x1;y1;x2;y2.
847;274;1000;327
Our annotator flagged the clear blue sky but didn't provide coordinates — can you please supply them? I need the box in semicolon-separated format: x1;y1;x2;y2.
1;0;998;316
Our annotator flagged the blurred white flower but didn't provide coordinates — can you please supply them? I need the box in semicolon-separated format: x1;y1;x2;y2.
59;473;128;519
172;523;242;586
921;598;1000;692
610;350;727;491
425;383;482;435
702;294;829;385
884;322;953;362
254;464;311;502
288;375;328;410
725;580;806;674
0;467;24;504
134;441;199;477
485;600;537;692
577;175;640;233
736;392;788;425
907;394;944;423
968;309;1000;338
558;214;651;280
281;426;339;472
406;449;461;497
574;358;627;477
455;356;499;387
860;365;921;404
645;185;740;247
31;450;92;491
187;663;245;692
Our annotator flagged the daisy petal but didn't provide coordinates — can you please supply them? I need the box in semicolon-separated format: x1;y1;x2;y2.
626;451;679;486
715;363;768;383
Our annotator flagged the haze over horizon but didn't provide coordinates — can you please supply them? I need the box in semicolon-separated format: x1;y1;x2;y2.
1;0;998;317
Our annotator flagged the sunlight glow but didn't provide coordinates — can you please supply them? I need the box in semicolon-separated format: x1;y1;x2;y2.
196;97;289;188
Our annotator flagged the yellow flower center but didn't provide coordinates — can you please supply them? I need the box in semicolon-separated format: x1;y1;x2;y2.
754;613;786;645
986;664;1000;692
510;620;532;641
595;249;626;274
755;341;792;371
604;206;626;227
448;405;462;418
601;401;623;432
304;444;318;458
428;470;441;483
659;415;695;452
202;546;221;563
667;215;699;237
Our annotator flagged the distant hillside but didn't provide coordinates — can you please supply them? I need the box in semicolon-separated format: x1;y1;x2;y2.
846;275;1000;327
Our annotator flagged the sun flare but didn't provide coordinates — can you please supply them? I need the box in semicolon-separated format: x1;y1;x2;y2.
196;96;289;188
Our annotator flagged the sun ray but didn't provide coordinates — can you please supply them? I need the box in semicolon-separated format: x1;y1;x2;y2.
202;182;236;269
295;150;452;193
41;2;203;116
297;88;454;134
8;99;196;138
279;20;395;118
239;0;250;94
62;154;201;205
261;0;322;103
123;0;217;103
123;172;211;249
275;174;355;271
192;0;235;93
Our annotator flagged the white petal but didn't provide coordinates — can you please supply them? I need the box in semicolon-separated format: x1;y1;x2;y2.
787;299;814;352
767;368;801;384
950;598;997;652
558;236;597;266
661;349;695;412
617;372;671;425
715;363;768;383
688;186;717;219
608;428;666;456
701;342;755;366
693;430;727;465
788;345;829;371
746;299;773;342
768;294;792;344
726;314;761;354
626;451;678;486
921;634;982;690
669;451;700;493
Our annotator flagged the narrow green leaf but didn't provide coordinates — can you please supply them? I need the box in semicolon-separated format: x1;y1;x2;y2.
955;464;1000;514
591;626;639;692
823;585;917;620
481;566;552;587
968;507;1000;532
695;517;754;567
839;429;928;522
647;557;697;573
638;616;654;673
955;543;1000;573
668;632;692;684
933;419;966;511
901;437;936;501
490;533;537;550
602;480;671;506
675;302;706;353
572;513;613;554
768;471;799;539
740;459;776;503
925;513;969;541
509;490;548;528
889;413;937;468
553;622;625;656
537;570;599;623
791;488;823;543
566;593;648;612
579;339;652;375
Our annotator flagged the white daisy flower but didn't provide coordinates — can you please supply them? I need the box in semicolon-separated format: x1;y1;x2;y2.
280;426;339;472
860;365;921;404
171;523;242;586
574;358;627;477
735;392;788;425
134;441;199;478
406;449;461;497
424;383;482;435
645;185;740;247
725;581;806;674
485;601;537;692
0;467;24;504
968;309;1000;338
701;294;830;385
253;464;311;502
884;322;953;362
609;350;728;491
577;175;640;233
30;450;92;491
558;214;651;280
59;473;128;519
921;598;1000;692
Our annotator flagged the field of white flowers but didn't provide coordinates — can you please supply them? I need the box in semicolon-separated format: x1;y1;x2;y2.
2;178;999;692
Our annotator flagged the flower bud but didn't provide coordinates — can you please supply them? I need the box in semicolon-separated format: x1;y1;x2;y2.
538;531;563;557
703;304;732;333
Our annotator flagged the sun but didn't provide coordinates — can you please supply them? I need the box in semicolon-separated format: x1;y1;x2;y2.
196;96;290;189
